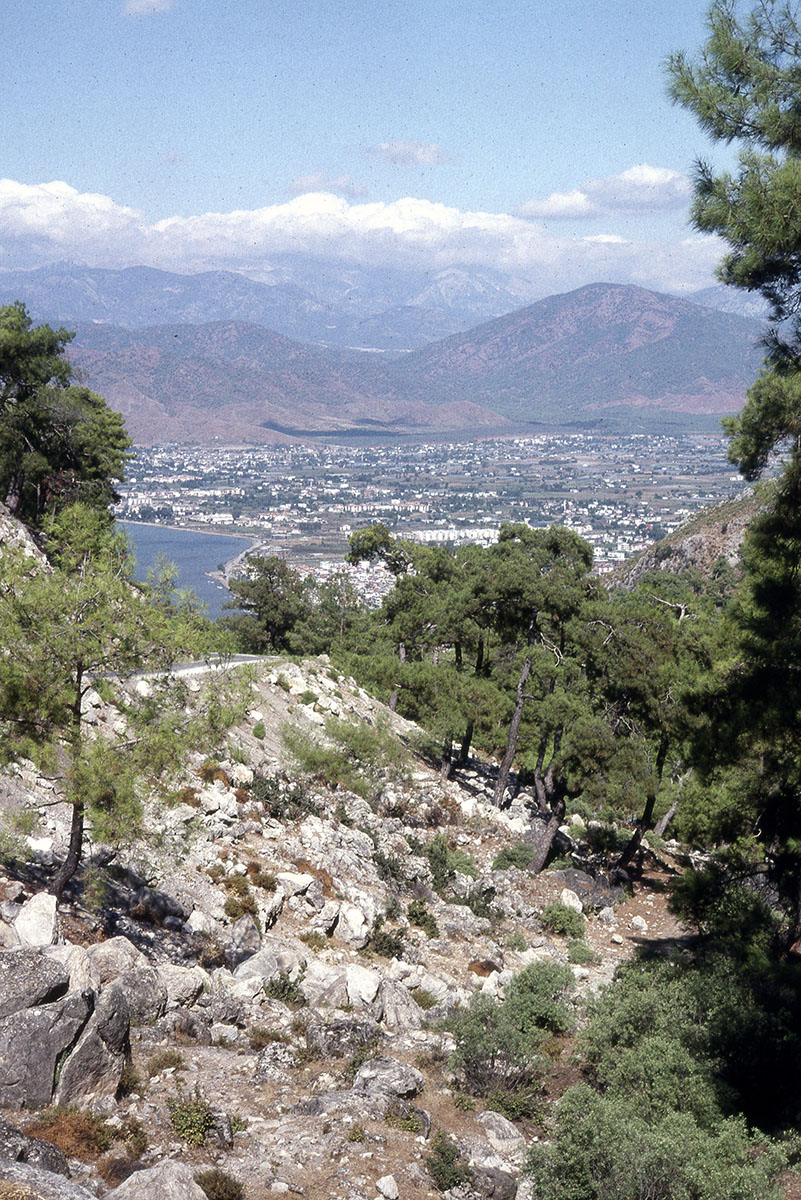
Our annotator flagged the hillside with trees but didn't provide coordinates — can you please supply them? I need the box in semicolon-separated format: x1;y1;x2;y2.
4;4;801;1197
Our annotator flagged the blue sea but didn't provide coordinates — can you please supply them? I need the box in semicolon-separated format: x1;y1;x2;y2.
119;522;254;619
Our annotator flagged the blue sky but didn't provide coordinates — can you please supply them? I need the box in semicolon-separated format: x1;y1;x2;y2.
0;0;734;295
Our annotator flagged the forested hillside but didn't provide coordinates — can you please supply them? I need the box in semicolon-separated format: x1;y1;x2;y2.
3;3;801;1198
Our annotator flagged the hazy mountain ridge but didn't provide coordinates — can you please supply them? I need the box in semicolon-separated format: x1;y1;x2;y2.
0;265;766;443
0;261;536;352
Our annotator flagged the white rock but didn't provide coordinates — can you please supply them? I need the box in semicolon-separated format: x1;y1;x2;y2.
630;915;648;934
185;909;216;935
160;964;209;1008
276;872;314;896
346;963;381;1006
376;1176;399;1200
337;902;370;948
560;888;583;913
14;892;58;947
25;836;54;866
611;933;624;945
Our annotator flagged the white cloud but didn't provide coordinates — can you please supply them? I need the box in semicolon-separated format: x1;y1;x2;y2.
289;173;367;199
519;163;691;221
0;177;721;296
123;0;176;14
372;140;446;167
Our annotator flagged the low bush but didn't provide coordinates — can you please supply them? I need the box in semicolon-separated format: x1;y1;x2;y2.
407;898;439;938
525;1084;785;1200
195;1167;245;1200
568;939;600;965
167;1089;216;1147
541;901;585;940
449;961;574;1098
264;970;306;1008
251;720;266;740
369;915;405;959
246;770;318;821
25;1107;115;1161
147;1048;185;1077
426;1132;470;1192
492;842;536;872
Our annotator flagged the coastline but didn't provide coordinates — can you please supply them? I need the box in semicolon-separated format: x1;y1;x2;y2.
118;520;264;606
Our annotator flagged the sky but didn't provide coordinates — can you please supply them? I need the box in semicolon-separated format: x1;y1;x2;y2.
0;0;737;297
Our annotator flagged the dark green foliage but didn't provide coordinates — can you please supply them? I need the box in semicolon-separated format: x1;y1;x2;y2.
368;915;405;959
525;1084;785;1200
426;1132;471;1192
194;1168;245;1200
421;834;478;893
222;555;313;652
0;302;131;528
492;842;536;871
541;902;585;940
407;898;439;938
449;961;573;1098
450;883;499;922
372;847;407;886
245;771;317;821
567;939;599;965
264;971;306;1008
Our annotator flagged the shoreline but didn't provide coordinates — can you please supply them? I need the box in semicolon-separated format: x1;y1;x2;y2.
118;519;264;599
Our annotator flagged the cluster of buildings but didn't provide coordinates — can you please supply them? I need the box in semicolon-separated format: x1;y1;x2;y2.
116;432;747;589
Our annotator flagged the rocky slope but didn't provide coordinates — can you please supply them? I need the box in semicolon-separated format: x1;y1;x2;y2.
0;653;684;1200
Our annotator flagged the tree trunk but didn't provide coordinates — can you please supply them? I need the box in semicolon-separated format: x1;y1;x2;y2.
50;666;85;899
455;641;462;670
529;794;566;873
493;658;530;807
388;688;398;712
654;798;679;839
50;799;84;898
455;720;474;768
4;473;22;516
475;635;484;675
616;733;669;869
440;734;453;780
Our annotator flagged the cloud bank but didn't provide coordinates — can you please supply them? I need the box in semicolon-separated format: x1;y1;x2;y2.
288;173;367;199
0;176;719;296
519;164;691;220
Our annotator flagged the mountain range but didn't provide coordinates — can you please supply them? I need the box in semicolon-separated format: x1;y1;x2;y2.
0;263;767;445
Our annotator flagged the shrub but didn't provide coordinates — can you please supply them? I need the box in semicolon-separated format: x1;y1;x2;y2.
412;987;438;1011
195;1167;245;1200
423;834;478;893
147;1048;185;1077
506;930;527;952
492;842;536;872
426;1132;470;1192
167;1089;216;1147
541;901;585;940
568;939;600;965
299;931;327;951
246;861;277;891
25;1107;115;1161
246;770;317;821
407;898;439;938
524;1084;785;1200
347;1124;367;1142
251;720;266;740
372;847;407;886
248;1025;286;1051
449;961;574;1098
369;915;405;959
264;970;306;1008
